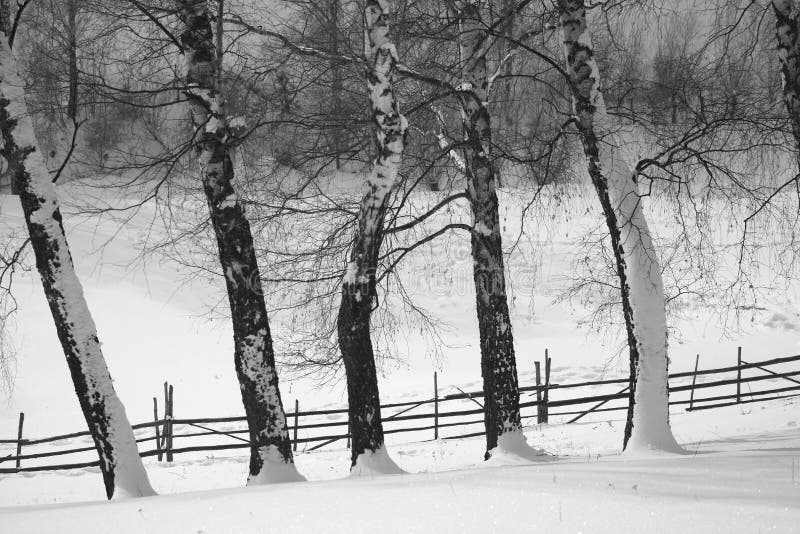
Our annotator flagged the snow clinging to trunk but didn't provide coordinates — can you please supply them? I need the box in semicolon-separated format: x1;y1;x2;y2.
336;0;407;471
0;36;154;498
557;0;682;453
452;0;526;460
174;0;303;483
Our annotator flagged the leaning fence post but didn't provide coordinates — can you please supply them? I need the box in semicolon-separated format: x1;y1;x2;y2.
15;412;24;470
434;371;439;439
534;361;542;424
153;397;162;461
293;399;299;452
542;351;551;424
737;346;742;403
689;354;700;410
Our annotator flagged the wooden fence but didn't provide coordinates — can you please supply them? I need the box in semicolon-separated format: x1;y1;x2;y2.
2;349;799;474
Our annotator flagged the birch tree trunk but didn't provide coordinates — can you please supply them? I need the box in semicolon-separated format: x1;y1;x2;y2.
0;31;154;499
66;0;78;120
774;0;800;150
454;0;524;459
336;0;406;473
174;0;303;484
557;0;682;452
329;0;344;168
497;0;517;145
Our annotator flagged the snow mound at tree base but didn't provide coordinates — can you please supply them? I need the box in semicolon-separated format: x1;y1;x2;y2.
246;446;307;485
624;424;687;457
350;446;406;476
484;430;553;466
111;477;157;500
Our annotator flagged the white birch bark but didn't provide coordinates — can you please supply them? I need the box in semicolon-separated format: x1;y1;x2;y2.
174;0;303;484
557;0;682;453
337;0;406;471
0;36;154;498
453;0;527;459
774;0;800;149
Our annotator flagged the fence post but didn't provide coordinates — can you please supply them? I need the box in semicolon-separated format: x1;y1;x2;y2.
737;346;742;403
542;351;551;424
689;354;700;410
346;420;351;449
164;382;174;462
168;383;175;462
15;412;24;470
293;399;299;452
153;397;162;461
434;371;439;439
162;382;168;461
534;361;542;424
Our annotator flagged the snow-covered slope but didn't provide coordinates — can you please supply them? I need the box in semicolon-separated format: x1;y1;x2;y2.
2;177;799;427
1;175;799;531
1;177;800;499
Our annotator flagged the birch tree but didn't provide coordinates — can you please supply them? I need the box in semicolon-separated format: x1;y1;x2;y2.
173;0;303;484
774;0;800;152
0;4;155;498
556;0;682;452
336;0;406;473
452;0;527;459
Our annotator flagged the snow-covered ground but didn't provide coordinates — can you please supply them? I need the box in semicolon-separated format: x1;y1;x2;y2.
1;398;798;532
1;178;799;531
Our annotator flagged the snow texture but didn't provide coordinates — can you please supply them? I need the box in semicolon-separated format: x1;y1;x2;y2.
472;220;493;236
483;429;550;465
3;407;800;533
349;445;405;476
246;445;306;484
219;193;238;209
343;260;366;286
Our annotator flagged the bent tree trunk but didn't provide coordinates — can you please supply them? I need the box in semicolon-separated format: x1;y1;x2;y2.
557;0;681;452
175;0;301;484
0;34;154;499
454;0;522;459
774;0;800;150
337;0;406;471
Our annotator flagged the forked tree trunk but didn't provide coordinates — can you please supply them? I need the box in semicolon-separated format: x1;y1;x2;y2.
557;0;681;452
454;0;522;459
336;0;406;471
174;0;302;484
774;0;800;149
0;32;154;499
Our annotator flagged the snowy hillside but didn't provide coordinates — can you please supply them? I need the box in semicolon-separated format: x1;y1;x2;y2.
3;179;799;440
0;179;800;533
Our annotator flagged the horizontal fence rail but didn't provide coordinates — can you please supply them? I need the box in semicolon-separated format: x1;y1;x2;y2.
2;350;800;474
